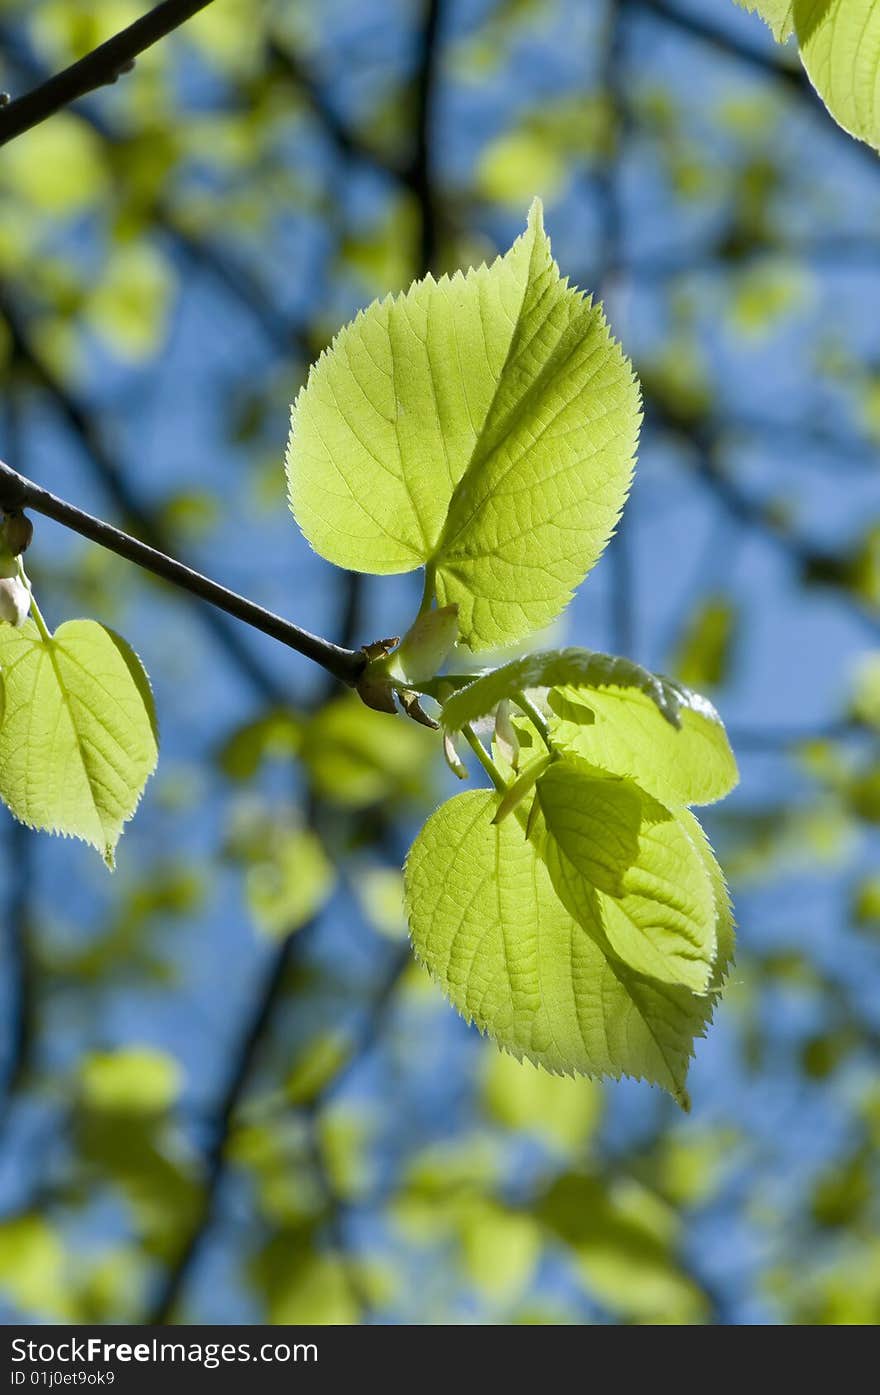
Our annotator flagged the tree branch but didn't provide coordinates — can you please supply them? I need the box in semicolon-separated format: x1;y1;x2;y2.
643;391;880;644
265;37;406;180
2;300;294;703
629;0;803;91
0;0;221;147
409;0;444;273
0;459;366;688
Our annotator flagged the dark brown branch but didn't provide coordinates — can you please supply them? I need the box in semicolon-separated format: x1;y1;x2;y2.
0;0;221;147
265;37;406;180
2;298;292;702
643;391;880;644
629;0;803;91
0;459;366;687
409;0;444;274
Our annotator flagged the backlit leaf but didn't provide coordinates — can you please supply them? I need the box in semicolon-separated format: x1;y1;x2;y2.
287;200;640;650
0;619;158;866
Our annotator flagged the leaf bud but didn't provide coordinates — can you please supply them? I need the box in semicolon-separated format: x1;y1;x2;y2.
1;511;33;557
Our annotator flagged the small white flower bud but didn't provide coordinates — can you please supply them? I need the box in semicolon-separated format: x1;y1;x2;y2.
0;574;31;627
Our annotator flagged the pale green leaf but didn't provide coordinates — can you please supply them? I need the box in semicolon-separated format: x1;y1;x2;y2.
439;645;736;806
548;674;737;807
355;865;408;939
850;651;880;729
0;1216;74;1321
287;200;640;651
246;827;335;938
388;603;459;684
737;1;880;153
483;1047;603;1151
460;1200;542;1303
477;130;568;206
302;693;434;808
735;1;796;41
78;1047;181;1116
677;807;737;990
405;790;724;1103
85;243;173;361
537;762;717;992
672;595;737;690
441;647;679;730
538;1174;708;1322
0;619;158;866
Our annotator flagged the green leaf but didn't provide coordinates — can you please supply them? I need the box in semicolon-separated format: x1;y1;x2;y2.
302;693;435;809
735;1;796;42
0;619;158;866
850;651;880;730
0;1215;75;1321
537;762;717;992
672;594;737;689
287;200;640;651
78;1047;181;1117
736;1;880;153
246;827;335;938
483;1047;603;1152
404;790;725;1104
460;1200;542;1304
537;1173;708;1322
548;673;737;807
678;807;736;990
388;603;459;684
441;647;679;730
439;645;737;807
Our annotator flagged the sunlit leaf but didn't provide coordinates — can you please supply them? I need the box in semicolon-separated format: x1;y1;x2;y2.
538;761;717;992
287;200;640;650
736;1;880;152
405;790;724;1103
78;1046;182;1116
0;619;158;866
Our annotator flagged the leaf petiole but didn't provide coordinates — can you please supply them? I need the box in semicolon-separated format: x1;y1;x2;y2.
16;557;50;643
514;691;553;751
418;560;437;617
491;751;553;824
461;722;506;793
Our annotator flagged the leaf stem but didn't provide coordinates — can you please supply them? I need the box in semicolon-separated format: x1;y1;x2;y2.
514;691;553;750
0;460;366;687
418;560;437;616
16;559;50;643
461;722;506;793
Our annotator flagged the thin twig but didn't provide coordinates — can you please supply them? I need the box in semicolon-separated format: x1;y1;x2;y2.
0;459;366;687
0;0;221;147
2;303;289;703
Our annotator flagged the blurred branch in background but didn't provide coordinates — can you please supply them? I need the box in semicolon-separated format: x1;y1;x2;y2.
596;0;633;657
0;391;33;1120
1;300;291;703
